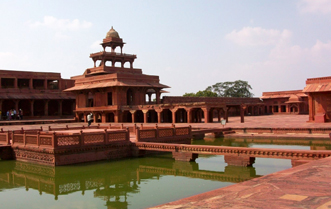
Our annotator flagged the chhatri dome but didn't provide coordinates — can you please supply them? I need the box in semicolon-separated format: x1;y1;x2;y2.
106;26;120;38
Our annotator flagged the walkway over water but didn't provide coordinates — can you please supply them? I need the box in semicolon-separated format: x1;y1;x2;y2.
135;142;331;166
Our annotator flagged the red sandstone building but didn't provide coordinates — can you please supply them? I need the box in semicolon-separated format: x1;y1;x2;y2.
303;76;331;123
0;70;75;119
65;28;266;123
260;90;308;114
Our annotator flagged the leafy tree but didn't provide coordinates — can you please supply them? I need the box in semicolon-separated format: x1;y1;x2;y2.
206;80;254;97
183;90;218;97
183;80;254;98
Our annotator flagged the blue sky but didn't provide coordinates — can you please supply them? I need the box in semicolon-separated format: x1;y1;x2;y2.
1;0;331;97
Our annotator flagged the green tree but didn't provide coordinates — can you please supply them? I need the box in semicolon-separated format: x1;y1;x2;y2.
183;90;218;97
206;80;254;97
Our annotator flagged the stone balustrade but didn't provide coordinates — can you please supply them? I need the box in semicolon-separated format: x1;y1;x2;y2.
136;125;191;143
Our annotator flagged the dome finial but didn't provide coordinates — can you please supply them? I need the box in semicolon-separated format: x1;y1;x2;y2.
106;26;120;38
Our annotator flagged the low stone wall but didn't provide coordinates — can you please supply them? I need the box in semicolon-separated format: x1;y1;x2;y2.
136;126;191;143
231;127;331;135
11;129;132;166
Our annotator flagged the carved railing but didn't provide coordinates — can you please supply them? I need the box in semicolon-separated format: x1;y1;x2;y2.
12;129;130;148
0;132;10;145
136;125;191;142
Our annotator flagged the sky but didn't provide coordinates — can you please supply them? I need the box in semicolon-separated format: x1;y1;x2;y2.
0;0;331;97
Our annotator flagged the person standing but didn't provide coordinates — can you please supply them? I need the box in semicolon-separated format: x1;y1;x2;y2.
87;113;93;127
19;109;23;120
0;110;2;120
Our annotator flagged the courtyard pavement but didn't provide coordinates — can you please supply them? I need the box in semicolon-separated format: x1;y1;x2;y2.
2;114;331;208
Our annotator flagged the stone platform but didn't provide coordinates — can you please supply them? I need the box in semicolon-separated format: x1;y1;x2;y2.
149;156;331;209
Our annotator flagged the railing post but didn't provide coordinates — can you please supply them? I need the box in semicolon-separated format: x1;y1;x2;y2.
52;132;57;148
21;127;24;134
121;124;124;129
40;126;43;131
37;131;40;147
80;130;84;146
109;123;112;129
136;127;140;142
104;129;108;144
156;124;159;140
48;126;51;131
126;127;130;141
6;132;10;145
23;132;26;146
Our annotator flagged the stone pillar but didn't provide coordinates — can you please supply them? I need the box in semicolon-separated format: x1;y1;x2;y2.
142;110;148;123
44;100;49;116
171;109;177;123
101;112;106;123
29;79;33;89
14;100;19;112
30;100;34;116
217;109;221;122
224;107;229;122
156;110;162;123
147;93;152;103
155;89;161;104
172;152;198;162
186;108;193;123
58;100;63;116
224;155;255;167
14;78;18;88
130;110;136;123
202;108;210;123
44;79;48;90
114;110;120;123
308;94;314;121
240;105;246;123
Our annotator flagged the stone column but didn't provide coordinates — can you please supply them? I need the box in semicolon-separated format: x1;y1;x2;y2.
240;105;246;123
155;89;161;104
101;112;106;123
224;107;229;122
44;100;49;116
202;107;210;123
130;110;136;123
156;110;162;123
171;108;177;123
142;110;148;123
217;109;221;122
14;78;18;88
308;94;314;121
186;108;193;123
29;79;33;89
58;100;63;116
14;100;19;112
30;100;34;116
44;79;48;90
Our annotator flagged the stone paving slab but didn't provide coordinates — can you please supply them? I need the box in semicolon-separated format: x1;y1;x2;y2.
149;156;331;209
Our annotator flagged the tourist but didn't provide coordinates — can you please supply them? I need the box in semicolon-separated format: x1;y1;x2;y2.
19;109;23;120
87;113;93;127
6;110;9;120
0;110;2;120
13;109;16;120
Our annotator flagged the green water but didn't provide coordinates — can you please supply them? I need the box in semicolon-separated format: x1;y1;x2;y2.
1;137;330;209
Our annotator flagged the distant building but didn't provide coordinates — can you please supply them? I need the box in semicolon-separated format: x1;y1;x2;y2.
260;90;308;114
0;70;75;119
303;76;331;122
65;28;266;123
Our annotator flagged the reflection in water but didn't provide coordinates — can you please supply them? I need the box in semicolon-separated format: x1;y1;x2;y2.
194;137;331;150
0;155;260;209
0;137;319;208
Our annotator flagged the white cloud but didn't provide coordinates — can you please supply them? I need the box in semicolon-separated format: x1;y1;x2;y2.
28;16;92;31
90;40;101;49
225;27;292;46
0;52;31;70
298;0;331;14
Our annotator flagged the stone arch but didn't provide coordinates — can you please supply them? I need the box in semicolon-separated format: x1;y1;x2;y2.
175;108;187;123
34;100;45;116
122;110;132;123
290;104;298;113
127;88;134;105
62;100;73;115
106;112;115;122
18;100;31;116
161;109;172;123
147;109;158;123
134;110;144;123
48;100;59;116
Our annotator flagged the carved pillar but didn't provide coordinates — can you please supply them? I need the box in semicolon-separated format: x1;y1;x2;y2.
130;110;136;123
224;107;229;122
58;100;63;116
308;94;314;121
30;100;34;116
114;110;120;123
241;105;246;123
101;112;106;123
14;78;18;88
186;108;193;123
171;108;177;123
156;110;162;123
142;110;148;123
44;100;49;116
155;89;161;104
202;107;210;123
29;79;33;89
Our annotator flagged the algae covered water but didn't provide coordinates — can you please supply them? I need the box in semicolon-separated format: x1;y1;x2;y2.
1;137;326;209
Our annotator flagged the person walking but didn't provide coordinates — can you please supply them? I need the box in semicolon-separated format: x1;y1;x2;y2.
87;113;93;127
